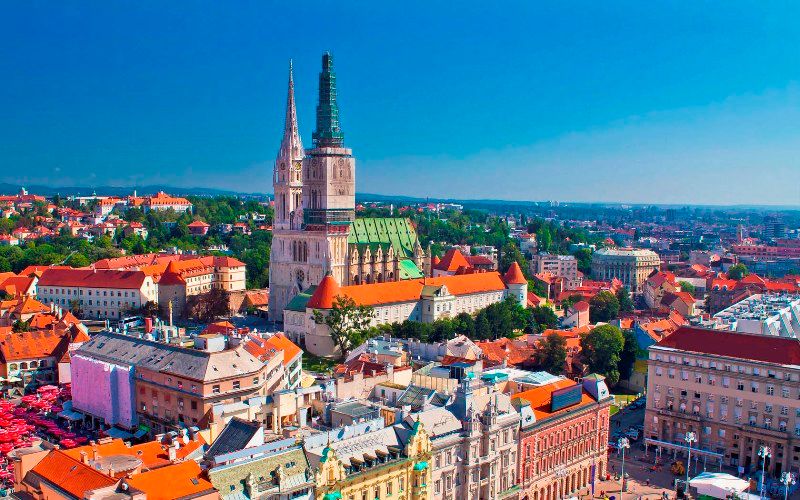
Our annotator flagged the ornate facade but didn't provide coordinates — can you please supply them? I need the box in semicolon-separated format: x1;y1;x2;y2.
269;54;425;321
310;419;432;500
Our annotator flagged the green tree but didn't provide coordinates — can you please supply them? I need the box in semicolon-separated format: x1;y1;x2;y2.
67;253;90;268
475;313;492;340
539;333;567;375
572;248;593;275
530;305;558;331
454;312;476;338
580;324;625;385
616;287;634;313
312;295;375;360
677;281;696;296
727;263;749;280
618;329;639;381
589;290;620;323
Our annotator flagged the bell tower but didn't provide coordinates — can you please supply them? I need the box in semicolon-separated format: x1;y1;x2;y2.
273;61;304;231
300;52;355;285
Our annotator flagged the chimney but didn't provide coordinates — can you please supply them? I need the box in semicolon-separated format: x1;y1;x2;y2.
79;451;89;464
92;448;100;461
167;444;177;462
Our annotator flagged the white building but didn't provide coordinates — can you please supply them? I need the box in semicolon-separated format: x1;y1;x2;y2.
37;269;158;320
713;293;800;338
286;263;528;357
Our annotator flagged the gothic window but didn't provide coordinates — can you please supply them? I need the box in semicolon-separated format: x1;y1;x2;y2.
353;275;360;285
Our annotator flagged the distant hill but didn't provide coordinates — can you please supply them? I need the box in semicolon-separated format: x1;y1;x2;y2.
0;183;259;198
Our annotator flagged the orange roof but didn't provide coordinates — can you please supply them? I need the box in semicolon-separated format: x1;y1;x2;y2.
431;255;441;266
29;450;117;497
503;262;527;285
244;290;269;307
124;460;215;500
264;332;302;366
308;272;508;309
436;248;471;272
514;379;595;419
187;220;210;227
202;321;236;335
306;275;342;309
157;260;186;286
15;297;51;315
62;437;204;470
476;337;537;366
0;329;73;362
0;276;35;297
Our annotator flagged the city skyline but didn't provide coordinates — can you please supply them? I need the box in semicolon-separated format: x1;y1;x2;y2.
2;2;799;205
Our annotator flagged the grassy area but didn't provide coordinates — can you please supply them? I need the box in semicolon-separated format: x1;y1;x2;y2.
610;405;619;417
302;352;338;373
610;393;641;416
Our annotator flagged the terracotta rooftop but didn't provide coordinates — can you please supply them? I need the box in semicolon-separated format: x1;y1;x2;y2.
124;459;215;500
28;450;117;498
503;262;527;285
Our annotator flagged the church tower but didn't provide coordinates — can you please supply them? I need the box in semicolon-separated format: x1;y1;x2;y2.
273;61;304;231
269;53;355;321
301;52;356;285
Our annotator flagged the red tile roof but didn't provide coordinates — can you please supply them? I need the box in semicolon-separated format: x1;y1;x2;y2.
513;379;595;419
573;300;590;312
435;248;471;272
306;274;341;309
28;450;118;498
503;262;527;285
655;326;800;365
38;268;148;289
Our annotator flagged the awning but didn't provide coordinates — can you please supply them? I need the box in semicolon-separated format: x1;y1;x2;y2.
105;427;134;439
58;409;84;421
133;427;149;439
689;472;750;498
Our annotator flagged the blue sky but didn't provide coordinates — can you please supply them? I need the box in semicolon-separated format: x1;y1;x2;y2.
2;2;799;205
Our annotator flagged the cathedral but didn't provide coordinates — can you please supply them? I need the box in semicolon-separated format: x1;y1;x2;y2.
268;54;427;321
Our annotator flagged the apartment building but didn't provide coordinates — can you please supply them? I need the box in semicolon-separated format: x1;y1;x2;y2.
71;332;284;435
646;326;800;477
37;269;158;320
530;253;581;289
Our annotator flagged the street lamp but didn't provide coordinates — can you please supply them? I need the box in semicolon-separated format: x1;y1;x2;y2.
780;471;796;500
758;446;772;499
685;432;697;487
618;437;630;494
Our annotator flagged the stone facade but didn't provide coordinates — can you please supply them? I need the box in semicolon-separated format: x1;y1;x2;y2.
591;248;661;293
645;326;800;477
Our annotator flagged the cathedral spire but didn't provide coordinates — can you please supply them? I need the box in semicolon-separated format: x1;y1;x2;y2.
312;52;345;148
278;59;304;162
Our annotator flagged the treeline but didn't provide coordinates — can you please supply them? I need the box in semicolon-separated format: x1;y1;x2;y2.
368;297;560;343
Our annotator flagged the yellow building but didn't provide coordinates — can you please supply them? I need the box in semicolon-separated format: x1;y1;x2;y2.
311;419;432;500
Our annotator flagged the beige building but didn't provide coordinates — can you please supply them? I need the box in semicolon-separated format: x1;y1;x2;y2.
37;269;158;320
530;253;581;289
646;326;800;477
591;248;660;293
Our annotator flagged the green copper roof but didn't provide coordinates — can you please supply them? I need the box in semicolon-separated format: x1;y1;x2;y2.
285;286;316;312
398;259;424;279
348;218;419;259
413;461;429;471
312;52;344;148
323;492;342;500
